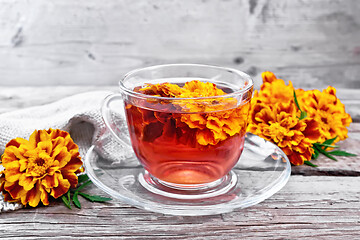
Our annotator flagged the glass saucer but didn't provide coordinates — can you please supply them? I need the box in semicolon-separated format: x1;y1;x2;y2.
84;133;291;216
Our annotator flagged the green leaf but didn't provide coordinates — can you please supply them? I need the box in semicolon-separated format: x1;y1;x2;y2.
314;144;338;161
314;143;339;149
73;191;81;209
77;174;89;184
78;192;112;202
67;190;72;202
304;161;318;167
312;146;320;160
76;179;92;192
293;91;302;111
299;111;307;120
293;91;307;120
61;176;112;210
328;150;357;157
322;136;337;146
61;194;72;209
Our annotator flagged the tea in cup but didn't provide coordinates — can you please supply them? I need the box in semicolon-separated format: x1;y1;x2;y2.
102;64;253;193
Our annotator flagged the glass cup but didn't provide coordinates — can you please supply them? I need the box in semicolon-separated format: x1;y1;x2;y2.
102;64;253;196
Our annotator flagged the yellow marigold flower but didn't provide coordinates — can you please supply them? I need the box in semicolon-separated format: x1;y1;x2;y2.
0;129;83;207
296;87;352;143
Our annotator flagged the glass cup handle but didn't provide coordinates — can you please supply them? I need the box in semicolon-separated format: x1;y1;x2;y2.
101;93;131;147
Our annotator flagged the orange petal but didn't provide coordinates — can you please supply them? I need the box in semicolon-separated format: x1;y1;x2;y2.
48;128;69;140
52;137;65;151
38;129;51;142
50;175;70;199
52;147;72;168
66;141;79;153
4;165;22;183
61;170;78;188
39;184;49;205
47;166;59;176
212;130;227;142
261;71;277;83
222;118;242;136
18;174;37;191
2;190;17;202
38;140;53;155
0;178;19;202
181;114;206;129
19;158;28;172
303;118;322;142
61;154;83;172
42;173;59;189
25;181;41;207
206;116;224;132
253;105;275;124
324;86;336;96
4;181;27;200
2;146;26;165
5;137;29;148
196;129;216;146
288;152;305;165
29;130;40;149
0;175;5;190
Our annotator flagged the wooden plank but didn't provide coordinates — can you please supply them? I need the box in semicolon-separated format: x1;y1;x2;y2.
0;0;359;88
0;175;359;239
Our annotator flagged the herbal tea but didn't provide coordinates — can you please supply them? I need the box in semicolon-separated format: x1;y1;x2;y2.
124;81;251;185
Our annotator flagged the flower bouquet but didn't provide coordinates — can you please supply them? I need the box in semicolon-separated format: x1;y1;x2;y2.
247;71;355;166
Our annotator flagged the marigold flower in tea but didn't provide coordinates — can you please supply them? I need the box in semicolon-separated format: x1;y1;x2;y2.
137;80;250;146
0;129;83;207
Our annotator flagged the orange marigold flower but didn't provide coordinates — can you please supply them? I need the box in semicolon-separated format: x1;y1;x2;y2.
182;103;250;146
253;71;295;105
247;101;321;165
296;86;352;143
138;80;251;146
0;129;83;207
139;83;185;97
248;71;353;165
247;72;322;165
180;80;227;98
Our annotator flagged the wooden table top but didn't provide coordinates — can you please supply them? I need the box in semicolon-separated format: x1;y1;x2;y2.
0;86;359;239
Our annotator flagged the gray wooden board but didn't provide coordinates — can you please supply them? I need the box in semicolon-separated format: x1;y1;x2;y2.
0;176;359;239
0;0;359;89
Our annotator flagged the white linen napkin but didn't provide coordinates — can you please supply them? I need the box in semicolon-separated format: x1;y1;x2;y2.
0;91;134;212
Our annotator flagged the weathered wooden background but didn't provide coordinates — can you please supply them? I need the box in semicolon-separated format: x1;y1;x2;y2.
0;0;359;88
